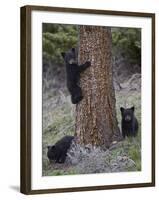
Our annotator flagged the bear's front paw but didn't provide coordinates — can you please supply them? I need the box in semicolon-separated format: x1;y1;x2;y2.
85;61;91;67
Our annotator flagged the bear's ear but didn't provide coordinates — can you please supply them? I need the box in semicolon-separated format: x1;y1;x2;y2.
131;106;135;111
47;145;51;150
71;48;75;52
120;107;124;112
61;52;65;59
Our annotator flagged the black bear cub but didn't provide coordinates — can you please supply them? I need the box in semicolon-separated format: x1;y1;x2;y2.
120;106;138;138
61;48;91;104
47;135;74;163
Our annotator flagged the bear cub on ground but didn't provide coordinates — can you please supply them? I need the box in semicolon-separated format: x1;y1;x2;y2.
47;135;74;163
61;48;91;104
120;106;138;138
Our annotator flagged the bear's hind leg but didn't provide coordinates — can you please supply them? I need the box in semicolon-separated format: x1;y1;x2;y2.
71;86;83;104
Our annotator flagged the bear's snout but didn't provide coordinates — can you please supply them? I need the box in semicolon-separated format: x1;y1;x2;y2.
124;115;132;122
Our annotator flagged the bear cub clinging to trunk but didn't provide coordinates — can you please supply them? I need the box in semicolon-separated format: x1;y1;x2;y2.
47;135;74;163
120;106;138;138
61;48;91;104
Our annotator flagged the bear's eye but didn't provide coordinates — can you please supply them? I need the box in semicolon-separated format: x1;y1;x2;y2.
51;145;55;150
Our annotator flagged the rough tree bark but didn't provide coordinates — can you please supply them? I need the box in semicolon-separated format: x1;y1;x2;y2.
75;26;121;148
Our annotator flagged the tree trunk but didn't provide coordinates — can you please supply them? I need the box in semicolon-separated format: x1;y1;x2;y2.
75;26;121;148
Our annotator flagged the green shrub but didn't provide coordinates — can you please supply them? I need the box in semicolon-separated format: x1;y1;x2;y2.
43;24;78;64
112;28;141;65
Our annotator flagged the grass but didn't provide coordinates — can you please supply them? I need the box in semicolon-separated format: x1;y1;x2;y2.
42;85;141;176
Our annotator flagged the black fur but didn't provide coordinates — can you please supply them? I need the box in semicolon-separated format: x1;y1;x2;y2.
47;135;74;163
61;48;91;104
120;106;138;138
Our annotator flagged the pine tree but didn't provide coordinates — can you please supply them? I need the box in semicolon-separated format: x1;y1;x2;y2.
75;26;121;148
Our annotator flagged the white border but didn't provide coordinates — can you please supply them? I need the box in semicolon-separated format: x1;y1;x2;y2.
31;10;152;190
